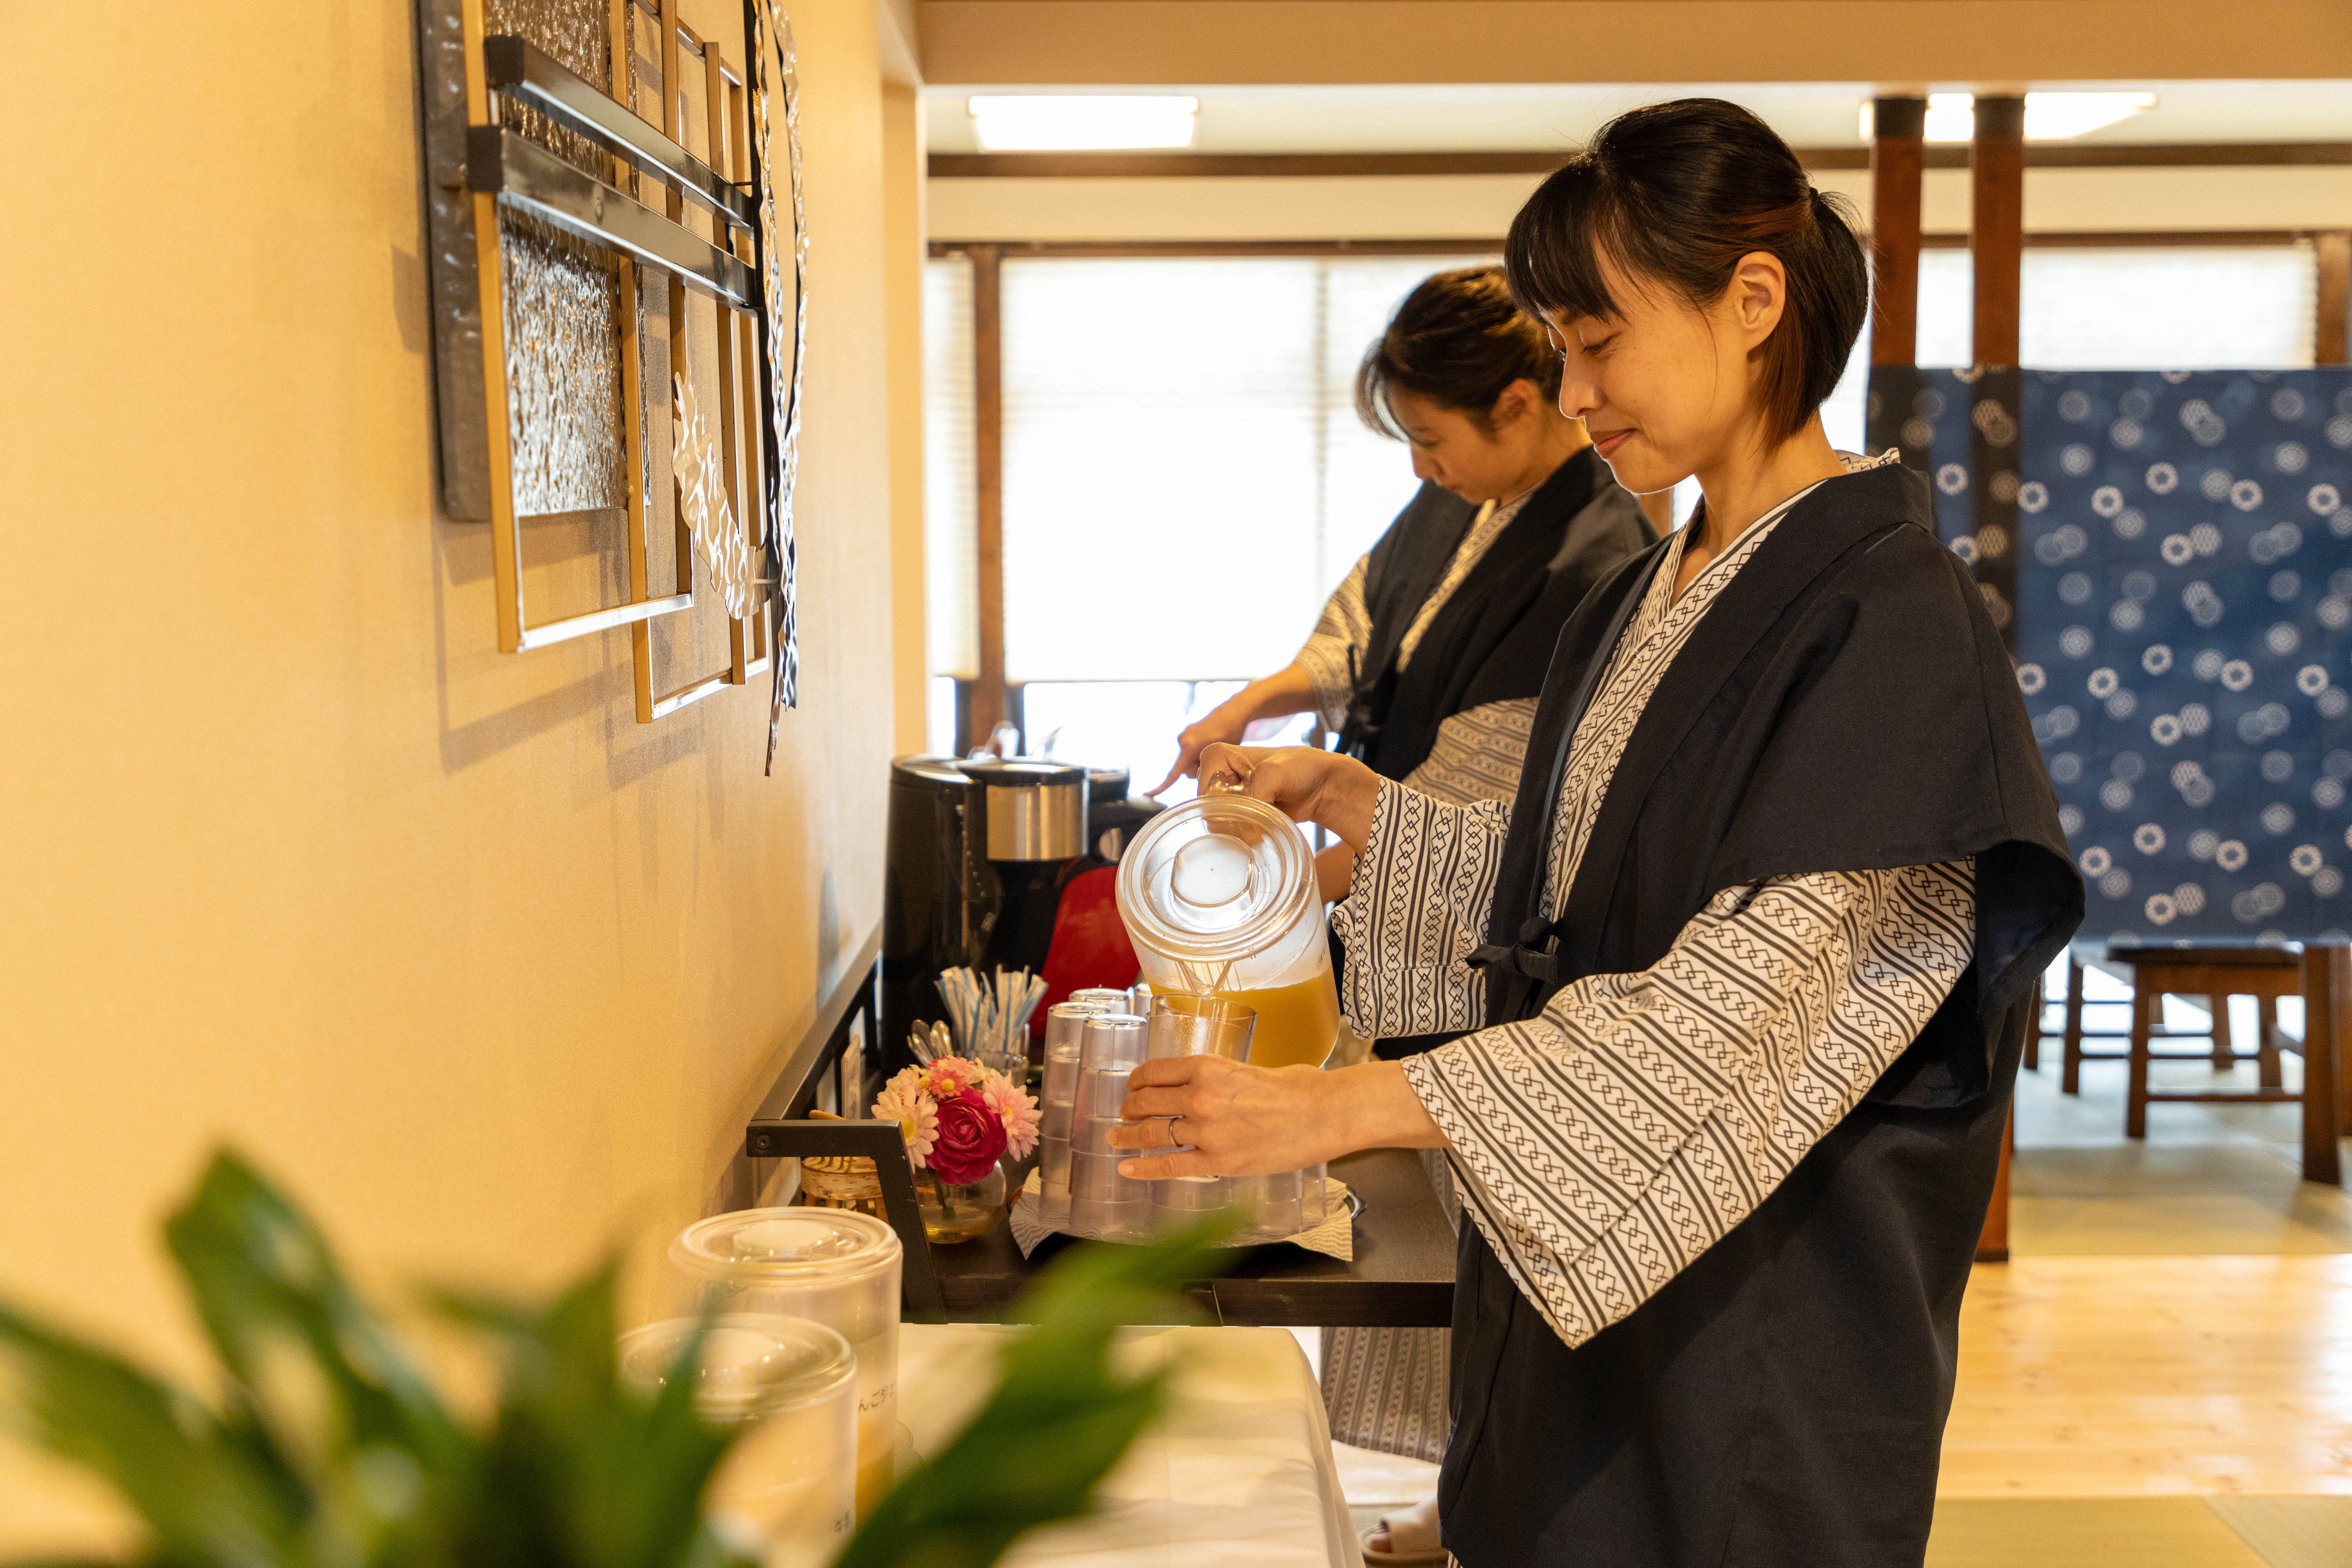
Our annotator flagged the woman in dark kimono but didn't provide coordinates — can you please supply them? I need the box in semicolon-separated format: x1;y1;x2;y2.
1156;265;1653;905
1113;100;2082;1568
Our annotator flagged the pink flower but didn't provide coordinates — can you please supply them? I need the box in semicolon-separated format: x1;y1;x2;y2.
981;1071;1041;1161
928;1087;1008;1186
872;1073;938;1168
923;1057;985;1100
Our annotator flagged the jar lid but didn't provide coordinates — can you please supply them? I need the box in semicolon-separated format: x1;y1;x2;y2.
670;1207;902;1285
617;1314;855;1422
1115;790;1315;969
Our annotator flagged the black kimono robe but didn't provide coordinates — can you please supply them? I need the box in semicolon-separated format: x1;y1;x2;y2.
1335;460;2081;1566
1331;446;1654;783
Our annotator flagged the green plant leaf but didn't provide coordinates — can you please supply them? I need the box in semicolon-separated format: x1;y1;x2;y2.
163;1152;470;1474
833;1218;1238;1568
0;1304;303;1566
438;1265;748;1568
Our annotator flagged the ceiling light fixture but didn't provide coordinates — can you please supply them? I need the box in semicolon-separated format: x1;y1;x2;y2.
1860;91;2157;144
967;95;1200;152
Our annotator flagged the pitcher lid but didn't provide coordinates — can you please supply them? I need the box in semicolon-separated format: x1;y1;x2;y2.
670;1207;901;1284
617;1314;855;1421
1115;789;1316;966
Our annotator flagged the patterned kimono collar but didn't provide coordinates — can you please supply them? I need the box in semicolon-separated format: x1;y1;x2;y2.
1657;448;1907;609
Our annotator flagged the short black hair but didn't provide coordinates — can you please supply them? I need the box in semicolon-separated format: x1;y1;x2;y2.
1504;98;1868;443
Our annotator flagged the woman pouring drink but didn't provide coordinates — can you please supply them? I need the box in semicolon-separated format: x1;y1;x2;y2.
1113;100;2081;1568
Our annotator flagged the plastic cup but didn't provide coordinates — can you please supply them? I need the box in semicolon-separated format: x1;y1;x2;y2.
1146;992;1256;1063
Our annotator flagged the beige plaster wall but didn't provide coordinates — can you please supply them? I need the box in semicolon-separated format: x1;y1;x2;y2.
0;0;912;1549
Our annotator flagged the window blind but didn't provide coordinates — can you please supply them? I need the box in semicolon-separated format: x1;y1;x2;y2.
923;255;979;678
992;254;1489;683
1911;244;2319;369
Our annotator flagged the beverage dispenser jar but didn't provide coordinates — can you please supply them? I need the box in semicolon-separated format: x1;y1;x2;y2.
670;1209;901;1520
617;1315;858;1566
1114;784;1342;1070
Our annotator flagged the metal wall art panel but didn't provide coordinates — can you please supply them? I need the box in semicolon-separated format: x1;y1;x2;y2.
746;0;808;758
2010;371;2352;942
412;0;805;746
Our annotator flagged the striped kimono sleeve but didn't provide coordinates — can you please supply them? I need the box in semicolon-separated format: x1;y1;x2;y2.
1398;860;1977;1349
1293;552;1375;732
1329;776;1513;1039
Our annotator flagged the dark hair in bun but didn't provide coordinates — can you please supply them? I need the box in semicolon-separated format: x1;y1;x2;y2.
1355;265;1564;439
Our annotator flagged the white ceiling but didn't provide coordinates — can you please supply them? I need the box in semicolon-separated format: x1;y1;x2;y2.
924;81;2352;155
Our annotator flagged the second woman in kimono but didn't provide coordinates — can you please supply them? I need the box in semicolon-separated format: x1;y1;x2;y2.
1156;264;1653;907
1113;99;2081;1568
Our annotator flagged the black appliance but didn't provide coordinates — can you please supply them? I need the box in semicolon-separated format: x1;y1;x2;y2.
880;756;1087;1077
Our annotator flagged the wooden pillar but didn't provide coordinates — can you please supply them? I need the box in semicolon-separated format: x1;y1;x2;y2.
1972;96;2028;1262
969;244;1007;747
2298;944;2343;1187
2318;231;2351;367
1870;96;1926;366
1970;96;2027;369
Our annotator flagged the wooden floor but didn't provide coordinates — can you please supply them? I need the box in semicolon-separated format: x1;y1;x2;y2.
1940;1254;2352;1498
1921;1048;2352;1566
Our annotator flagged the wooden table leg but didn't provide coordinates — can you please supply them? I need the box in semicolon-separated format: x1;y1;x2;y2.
2062;955;2087;1095
2259;993;2283;1089
2302;945;2344;1186
2210;992;2236;1072
2126;985;2154;1140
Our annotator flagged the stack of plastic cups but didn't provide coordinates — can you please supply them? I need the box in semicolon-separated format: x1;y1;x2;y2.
1069;1013;1152;1240
1144;994;1253;1233
1127;980;1154;1017
1067;987;1130;1010
617;1316;858;1567
668;1210;903;1521
1038;998;1118;1226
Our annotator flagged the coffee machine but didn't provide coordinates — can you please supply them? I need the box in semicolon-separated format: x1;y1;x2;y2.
880;755;1165;1078
881;756;1085;1077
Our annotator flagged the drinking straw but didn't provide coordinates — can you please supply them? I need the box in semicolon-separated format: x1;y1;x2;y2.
937;966;1050;1079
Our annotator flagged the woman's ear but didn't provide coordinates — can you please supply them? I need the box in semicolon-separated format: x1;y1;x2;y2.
1489;379;1536;432
1728;251;1789;350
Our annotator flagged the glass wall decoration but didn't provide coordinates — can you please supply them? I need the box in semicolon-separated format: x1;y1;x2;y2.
414;0;806;757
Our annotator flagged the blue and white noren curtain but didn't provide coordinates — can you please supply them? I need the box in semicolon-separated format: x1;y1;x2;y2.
1995;371;2352;943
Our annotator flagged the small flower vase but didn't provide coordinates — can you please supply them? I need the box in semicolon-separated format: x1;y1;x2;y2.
916;1161;1007;1244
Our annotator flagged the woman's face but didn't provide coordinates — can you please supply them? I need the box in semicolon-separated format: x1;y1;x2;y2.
1542;248;1788;498
1387;382;1547;505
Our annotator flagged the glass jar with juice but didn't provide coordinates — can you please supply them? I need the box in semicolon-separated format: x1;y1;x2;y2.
1115;783;1342;1070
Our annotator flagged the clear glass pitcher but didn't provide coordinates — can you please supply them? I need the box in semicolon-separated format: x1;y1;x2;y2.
1114;783;1341;1070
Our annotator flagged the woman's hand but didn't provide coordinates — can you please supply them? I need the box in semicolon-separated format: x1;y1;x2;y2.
1152;664;1321;794
1153;702;1251;795
1197;743;1382;853
1106;1056;1446;1179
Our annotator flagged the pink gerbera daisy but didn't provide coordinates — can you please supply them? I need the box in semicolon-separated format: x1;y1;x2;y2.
981;1070;1042;1161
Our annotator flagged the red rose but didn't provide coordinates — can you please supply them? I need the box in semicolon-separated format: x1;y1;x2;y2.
927;1087;1008;1186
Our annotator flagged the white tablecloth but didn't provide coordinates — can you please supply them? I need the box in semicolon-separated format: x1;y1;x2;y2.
896;1323;1356;1568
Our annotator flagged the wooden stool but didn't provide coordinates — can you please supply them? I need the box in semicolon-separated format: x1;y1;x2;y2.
2108;943;2344;1184
2054;953;2246;1093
